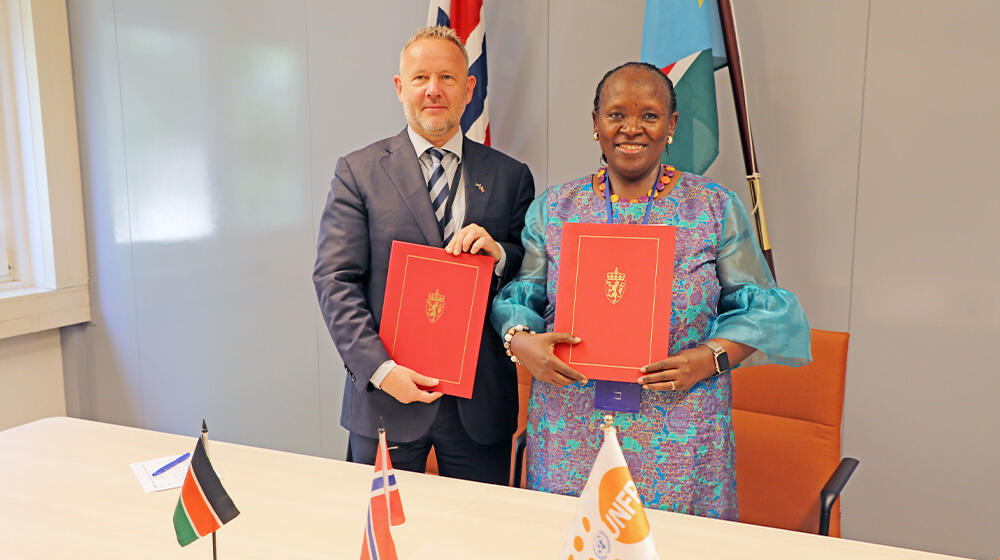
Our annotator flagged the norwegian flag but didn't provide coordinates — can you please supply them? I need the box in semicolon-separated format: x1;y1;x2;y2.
428;0;490;145
360;430;406;560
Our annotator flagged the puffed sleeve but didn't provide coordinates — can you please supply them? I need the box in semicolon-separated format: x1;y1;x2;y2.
709;191;811;367
491;191;550;337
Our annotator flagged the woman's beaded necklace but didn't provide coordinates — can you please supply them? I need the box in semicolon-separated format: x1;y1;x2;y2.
596;163;676;225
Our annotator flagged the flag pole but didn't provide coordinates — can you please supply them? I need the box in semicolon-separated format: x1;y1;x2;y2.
378;425;392;529
202;420;217;560
717;0;775;278
600;414;615;433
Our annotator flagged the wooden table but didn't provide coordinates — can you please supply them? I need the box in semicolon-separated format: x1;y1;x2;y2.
0;417;970;559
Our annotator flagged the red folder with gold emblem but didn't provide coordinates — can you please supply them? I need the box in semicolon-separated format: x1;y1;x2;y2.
379;241;493;399
553;223;676;382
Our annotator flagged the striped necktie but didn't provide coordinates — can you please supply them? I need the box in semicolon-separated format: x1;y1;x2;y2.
425;147;453;242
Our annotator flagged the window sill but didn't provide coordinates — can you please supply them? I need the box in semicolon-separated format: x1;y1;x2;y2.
0;283;90;340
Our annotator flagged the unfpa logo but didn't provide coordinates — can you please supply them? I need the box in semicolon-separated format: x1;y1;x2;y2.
598;467;648;543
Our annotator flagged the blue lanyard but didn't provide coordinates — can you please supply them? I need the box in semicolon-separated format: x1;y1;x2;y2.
596;165;665;413
603;167;662;225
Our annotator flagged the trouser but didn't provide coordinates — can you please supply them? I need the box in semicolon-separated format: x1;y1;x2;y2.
348;395;511;485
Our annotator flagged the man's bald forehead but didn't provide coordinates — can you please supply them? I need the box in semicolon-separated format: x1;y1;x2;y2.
398;26;469;75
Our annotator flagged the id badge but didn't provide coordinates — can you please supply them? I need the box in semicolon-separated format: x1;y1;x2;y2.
594;380;640;413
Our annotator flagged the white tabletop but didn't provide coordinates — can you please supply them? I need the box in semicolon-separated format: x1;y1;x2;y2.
0;417;970;559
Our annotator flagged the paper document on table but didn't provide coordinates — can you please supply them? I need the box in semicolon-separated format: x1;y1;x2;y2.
130;454;192;493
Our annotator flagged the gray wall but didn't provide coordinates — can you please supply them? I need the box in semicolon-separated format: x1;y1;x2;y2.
844;3;1000;555
61;1;1000;558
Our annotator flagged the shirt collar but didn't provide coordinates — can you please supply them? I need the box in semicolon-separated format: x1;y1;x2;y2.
407;126;464;161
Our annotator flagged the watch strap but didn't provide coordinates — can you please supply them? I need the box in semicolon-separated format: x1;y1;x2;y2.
703;340;730;374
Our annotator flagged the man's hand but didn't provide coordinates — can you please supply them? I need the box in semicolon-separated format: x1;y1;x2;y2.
379;365;443;404
510;331;588;387
445;223;502;262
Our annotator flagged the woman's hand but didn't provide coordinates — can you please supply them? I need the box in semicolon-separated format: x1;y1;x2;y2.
510;331;588;387
637;345;716;392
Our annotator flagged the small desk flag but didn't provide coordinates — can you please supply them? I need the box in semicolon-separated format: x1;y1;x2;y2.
360;430;406;560
171;437;240;546
559;422;659;560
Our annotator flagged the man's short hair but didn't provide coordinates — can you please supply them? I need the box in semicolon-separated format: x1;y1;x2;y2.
399;26;469;73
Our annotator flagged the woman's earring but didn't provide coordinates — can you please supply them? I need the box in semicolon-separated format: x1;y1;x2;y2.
667;135;674;145
594;131;599;141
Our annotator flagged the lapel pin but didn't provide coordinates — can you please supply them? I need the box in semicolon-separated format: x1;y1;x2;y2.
475;182;486;193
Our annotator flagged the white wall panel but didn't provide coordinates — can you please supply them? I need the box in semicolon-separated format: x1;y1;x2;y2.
118;1;320;452
484;0;548;190
547;0;646;189
63;0;145;426
843;2;1000;557
707;1;869;332
66;0;323;453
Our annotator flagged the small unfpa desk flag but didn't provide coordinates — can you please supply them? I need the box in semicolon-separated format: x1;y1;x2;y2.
560;421;659;560
172;437;240;546
360;429;406;560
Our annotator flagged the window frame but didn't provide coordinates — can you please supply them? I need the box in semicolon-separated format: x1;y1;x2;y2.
0;177;13;282
0;0;89;340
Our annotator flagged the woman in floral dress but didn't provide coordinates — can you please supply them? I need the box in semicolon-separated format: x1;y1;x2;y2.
491;62;811;520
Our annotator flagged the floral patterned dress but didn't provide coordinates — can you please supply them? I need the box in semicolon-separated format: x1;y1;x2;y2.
491;172;811;520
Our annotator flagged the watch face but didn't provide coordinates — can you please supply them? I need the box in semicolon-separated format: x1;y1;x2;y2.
717;352;730;372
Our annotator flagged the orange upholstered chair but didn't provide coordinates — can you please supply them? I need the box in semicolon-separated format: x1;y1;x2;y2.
425;366;531;488
732;329;858;536
509;365;531;488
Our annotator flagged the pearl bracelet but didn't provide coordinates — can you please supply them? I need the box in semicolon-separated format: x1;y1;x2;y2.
503;324;534;365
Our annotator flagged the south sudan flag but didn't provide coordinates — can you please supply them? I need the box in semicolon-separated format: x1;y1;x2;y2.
172;437;240;546
641;0;729;175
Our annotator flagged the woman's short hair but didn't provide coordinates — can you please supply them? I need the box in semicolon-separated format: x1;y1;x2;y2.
593;61;676;115
400;26;470;71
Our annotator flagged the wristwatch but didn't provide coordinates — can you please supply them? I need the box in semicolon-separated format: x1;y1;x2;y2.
703;340;730;375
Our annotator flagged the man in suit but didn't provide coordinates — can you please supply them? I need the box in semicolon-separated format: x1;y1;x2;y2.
313;26;534;484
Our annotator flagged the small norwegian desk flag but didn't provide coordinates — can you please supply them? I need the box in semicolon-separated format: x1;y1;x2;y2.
172;436;240;546
360;429;406;560
559;419;659;560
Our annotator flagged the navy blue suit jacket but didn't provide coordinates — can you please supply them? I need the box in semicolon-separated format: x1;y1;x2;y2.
314;128;534;444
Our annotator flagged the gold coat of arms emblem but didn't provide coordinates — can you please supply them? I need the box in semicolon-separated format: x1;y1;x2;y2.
605;267;626;304
425;289;445;323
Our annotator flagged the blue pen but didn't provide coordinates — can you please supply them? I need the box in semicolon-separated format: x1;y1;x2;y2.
151;452;190;477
